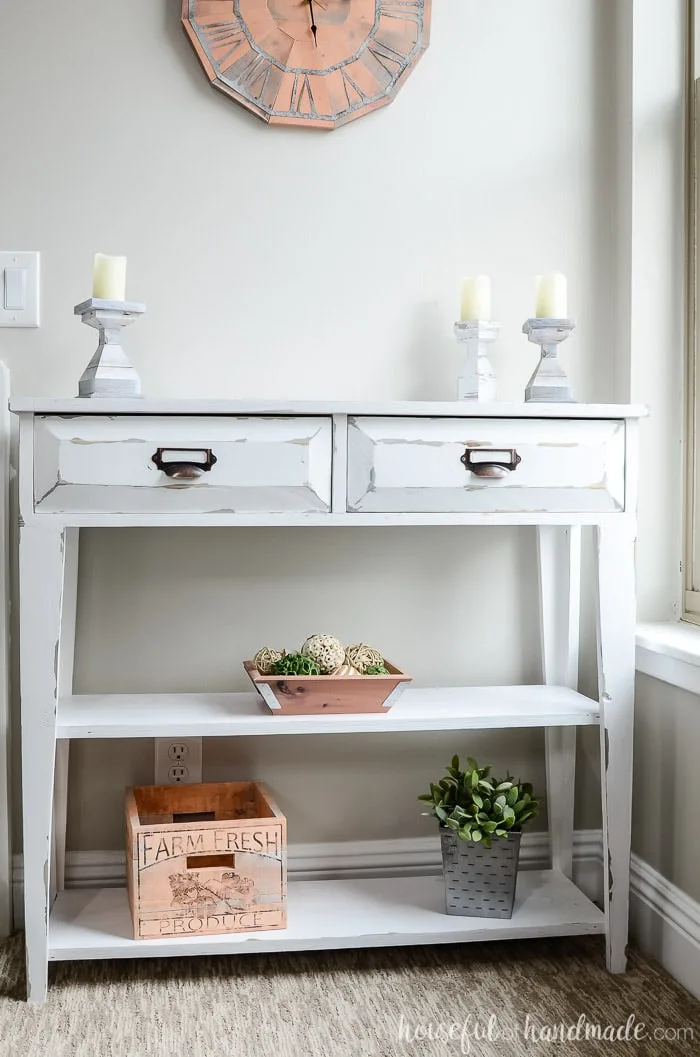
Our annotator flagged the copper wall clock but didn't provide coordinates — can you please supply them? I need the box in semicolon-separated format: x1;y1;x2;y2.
182;1;431;129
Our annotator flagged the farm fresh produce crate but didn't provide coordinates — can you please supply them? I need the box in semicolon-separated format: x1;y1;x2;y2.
126;781;286;940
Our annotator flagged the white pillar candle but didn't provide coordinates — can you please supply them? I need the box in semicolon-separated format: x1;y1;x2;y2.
93;253;127;301
534;272;567;318
460;275;491;321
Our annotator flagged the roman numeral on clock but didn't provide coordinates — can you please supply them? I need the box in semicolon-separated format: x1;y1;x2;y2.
341;70;369;107
368;38;408;77
290;74;316;116
227;51;275;104
377;0;423;23
202;17;248;68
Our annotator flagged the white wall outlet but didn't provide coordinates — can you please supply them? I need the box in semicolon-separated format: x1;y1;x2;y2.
0;251;40;327
155;737;202;784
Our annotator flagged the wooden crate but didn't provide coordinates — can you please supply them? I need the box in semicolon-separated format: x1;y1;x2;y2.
244;660;412;715
126;781;286;940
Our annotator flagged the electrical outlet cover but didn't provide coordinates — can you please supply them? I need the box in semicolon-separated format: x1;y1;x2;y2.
155;738;202;784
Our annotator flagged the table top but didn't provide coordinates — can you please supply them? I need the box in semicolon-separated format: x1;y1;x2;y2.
9;398;649;418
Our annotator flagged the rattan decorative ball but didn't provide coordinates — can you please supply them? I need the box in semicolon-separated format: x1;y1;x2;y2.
344;643;384;674
253;646;283;675
333;662;361;678
301;634;345;674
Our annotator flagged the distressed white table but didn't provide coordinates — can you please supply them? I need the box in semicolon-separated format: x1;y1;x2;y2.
12;398;645;1003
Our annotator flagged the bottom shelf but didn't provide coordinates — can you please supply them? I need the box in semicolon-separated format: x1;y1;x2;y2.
49;870;604;961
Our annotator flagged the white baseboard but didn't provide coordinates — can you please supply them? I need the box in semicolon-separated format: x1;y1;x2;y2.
630;855;700;1000
11;830;699;999
11;829;603;924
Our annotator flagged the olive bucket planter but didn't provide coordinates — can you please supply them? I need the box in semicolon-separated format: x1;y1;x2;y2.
440;829;522;919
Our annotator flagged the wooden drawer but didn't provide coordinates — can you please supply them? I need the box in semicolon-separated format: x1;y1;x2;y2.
346;417;625;513
34;416;332;514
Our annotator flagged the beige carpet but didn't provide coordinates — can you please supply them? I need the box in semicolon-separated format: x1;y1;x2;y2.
0;933;697;1057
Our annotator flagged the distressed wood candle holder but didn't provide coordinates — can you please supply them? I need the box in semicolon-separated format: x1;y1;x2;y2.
75;298;145;398
454;320;500;401
522;318;576;403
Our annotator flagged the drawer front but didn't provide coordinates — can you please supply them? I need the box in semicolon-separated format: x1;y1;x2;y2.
347;417;625;513
34;416;332;514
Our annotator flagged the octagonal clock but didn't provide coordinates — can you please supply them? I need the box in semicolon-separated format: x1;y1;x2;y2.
182;1;431;129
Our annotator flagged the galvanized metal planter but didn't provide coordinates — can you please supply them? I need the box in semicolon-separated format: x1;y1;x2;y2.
440;830;522;918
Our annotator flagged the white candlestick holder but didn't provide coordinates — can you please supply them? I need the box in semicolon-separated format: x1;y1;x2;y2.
522;318;576;402
454;320;499;401
75;298;145;398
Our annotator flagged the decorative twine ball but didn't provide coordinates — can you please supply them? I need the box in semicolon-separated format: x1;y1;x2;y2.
344;643;384;674
301;634;345;674
253;647;283;675
333;662;361;678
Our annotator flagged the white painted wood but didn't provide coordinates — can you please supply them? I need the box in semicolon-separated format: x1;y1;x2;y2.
47;871;604;961
23;510;641;530
52;528;78;896
347;417;626;513
595;521;636;973
453;320;499;401
0;364;11;939
75;299;144;398
33;416;333;514
56;685;601;739
630;852;700;1002
522;318;576;402
12;400;641;1000
10;398;650;419
331;413;348;513
19;525;66;1003
538;526;581;880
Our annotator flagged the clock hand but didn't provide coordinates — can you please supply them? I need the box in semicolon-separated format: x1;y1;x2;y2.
307;0;319;46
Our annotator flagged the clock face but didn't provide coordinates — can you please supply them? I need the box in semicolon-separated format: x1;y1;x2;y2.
183;0;431;128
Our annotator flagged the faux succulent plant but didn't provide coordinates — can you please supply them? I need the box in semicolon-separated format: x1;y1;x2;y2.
418;756;539;848
269;652;321;676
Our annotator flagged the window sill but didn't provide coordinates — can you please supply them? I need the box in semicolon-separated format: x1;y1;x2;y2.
636;621;700;694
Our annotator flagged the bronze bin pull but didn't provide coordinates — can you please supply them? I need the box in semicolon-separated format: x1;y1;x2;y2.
152;448;218;480
461;447;521;479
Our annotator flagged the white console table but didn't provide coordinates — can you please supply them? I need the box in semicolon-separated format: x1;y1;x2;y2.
12;398;644;1004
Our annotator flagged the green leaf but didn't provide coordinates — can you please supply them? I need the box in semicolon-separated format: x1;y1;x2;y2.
417;793;433;802
471;770;479;789
466;757;479;772
472;794;484;809
471;829;483;842
451;755;460;772
507;787;519;806
502;806;516;823
495;794;507;809
445;818;459;830
496;781;513;792
482;821;497;833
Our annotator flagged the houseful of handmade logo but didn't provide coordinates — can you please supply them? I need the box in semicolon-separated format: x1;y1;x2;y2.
394;1013;695;1052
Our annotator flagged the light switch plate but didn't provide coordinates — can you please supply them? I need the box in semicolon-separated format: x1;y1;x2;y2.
0;251;40;327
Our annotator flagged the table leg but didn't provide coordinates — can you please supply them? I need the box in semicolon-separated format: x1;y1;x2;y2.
595;522;635;973
20;525;66;1004
538;526;580;879
51;528;78;897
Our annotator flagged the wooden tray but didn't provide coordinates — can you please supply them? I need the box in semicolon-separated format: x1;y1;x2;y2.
244;660;412;716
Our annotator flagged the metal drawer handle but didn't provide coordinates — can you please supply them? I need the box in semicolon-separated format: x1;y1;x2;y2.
152;447;218;480
461;447;521;479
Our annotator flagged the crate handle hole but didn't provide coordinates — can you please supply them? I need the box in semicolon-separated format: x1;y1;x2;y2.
186;854;235;870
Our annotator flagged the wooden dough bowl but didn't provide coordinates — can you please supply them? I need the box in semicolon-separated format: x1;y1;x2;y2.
244;661;412;716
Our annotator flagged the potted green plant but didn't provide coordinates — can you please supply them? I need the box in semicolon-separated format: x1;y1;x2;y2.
419;756;540;919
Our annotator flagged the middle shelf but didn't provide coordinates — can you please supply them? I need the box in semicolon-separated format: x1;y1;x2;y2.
57;684;600;739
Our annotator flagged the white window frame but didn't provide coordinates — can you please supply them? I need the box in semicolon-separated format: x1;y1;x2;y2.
684;2;700;621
